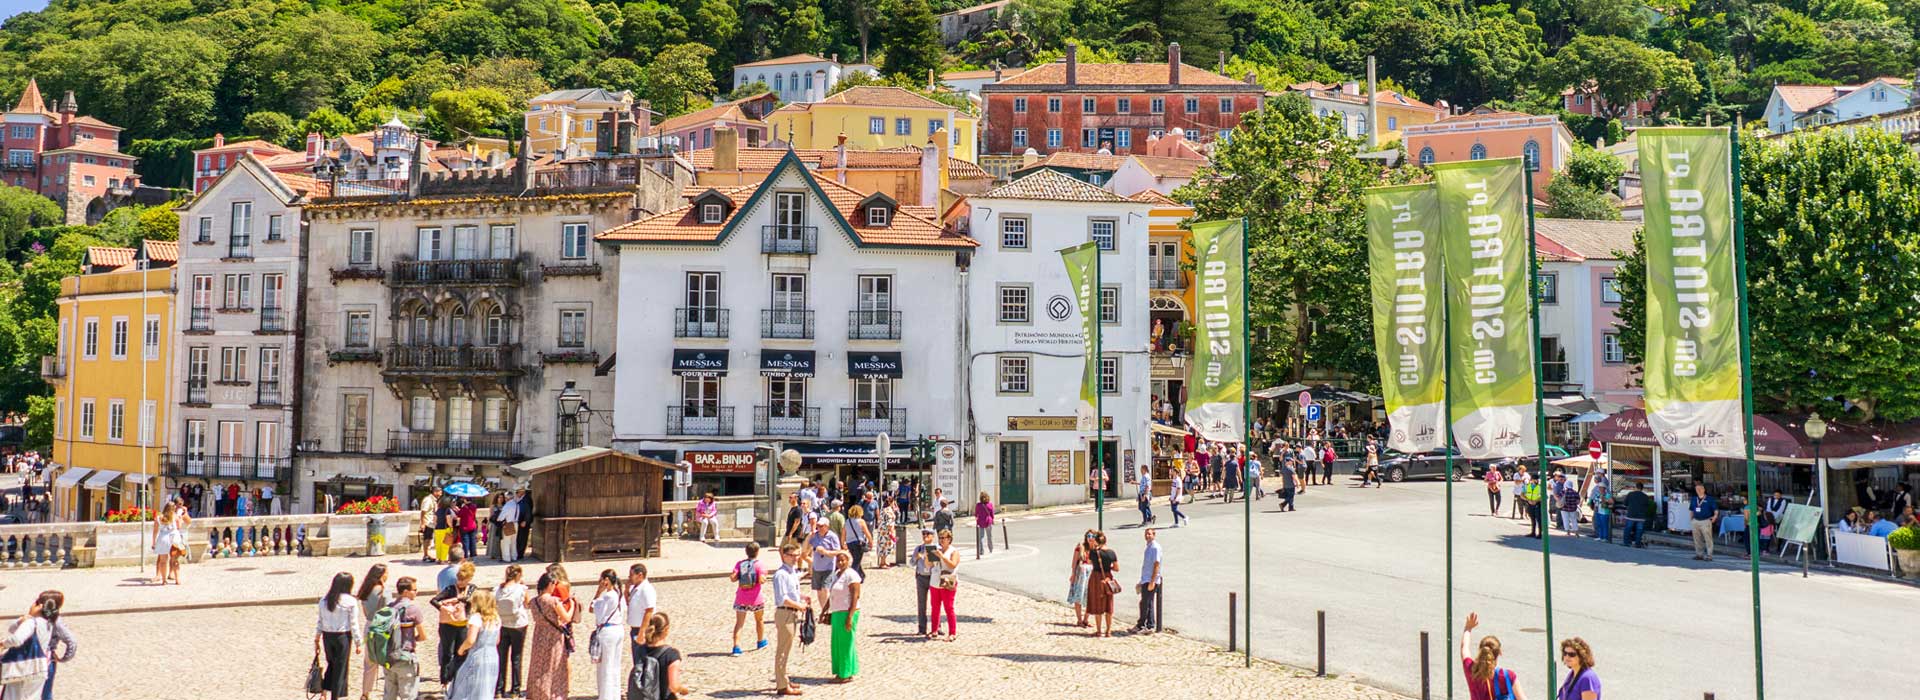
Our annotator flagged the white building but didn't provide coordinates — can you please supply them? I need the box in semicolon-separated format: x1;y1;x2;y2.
966;169;1154;508
731;54;879;104
168;156;322;512
1763;77;1912;134
598;150;976;495
1532;218;1641;410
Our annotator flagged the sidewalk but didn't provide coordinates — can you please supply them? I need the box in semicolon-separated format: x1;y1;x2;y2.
0;538;771;616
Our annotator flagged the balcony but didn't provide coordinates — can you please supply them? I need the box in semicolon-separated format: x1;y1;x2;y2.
255;380;284;406
841;407;907;437
390;259;523;287
675;308;729;338
761;309;814;339
382;344;521;375
666;406;735;436
1149;267;1184;290
341;428;369;453
164;453;291;481
761;225;818;255
187;307;213;333
257;307;287;333
386;430;519;461
39;355;64;379
1542;361;1572;385
330;266;386;283
184;380;209;405
848;310;901;340
754;406;821;436
226;237;252;260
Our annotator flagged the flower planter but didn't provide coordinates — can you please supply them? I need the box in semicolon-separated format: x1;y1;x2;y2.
367;517;387;557
1896;549;1920;579
70;545;95;568
305;536;331;557
188;541;209;563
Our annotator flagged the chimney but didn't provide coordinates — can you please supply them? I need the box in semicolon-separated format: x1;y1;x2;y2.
1245;72;1258;86
934;128;950;193
715;128;739;172
59;90;76;116
919;136;941;207
408;138;427;198
1168;43;1182;85
1065;42;1078;85
516;131;535;192
836;132;848;179
1217;50;1226;74
1366;56;1379;149
213;133;225;149
305;132;323;162
1341;81;1360;96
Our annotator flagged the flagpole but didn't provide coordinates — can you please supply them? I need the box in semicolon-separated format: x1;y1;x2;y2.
1095;233;1105;532
1728;126;1767;700
1443;270;1455;700
1240;217;1252;668
1522;164;1555;693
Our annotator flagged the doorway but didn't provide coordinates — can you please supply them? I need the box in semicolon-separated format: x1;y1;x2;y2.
999;441;1030;506
1088;440;1118;499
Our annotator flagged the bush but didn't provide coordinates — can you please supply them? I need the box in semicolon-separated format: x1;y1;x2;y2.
1891;525;1920;551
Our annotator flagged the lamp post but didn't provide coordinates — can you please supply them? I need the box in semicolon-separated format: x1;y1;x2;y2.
556;380;598;450
1804;411;1828;578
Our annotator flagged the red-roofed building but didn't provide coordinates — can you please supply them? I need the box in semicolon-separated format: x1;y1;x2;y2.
1561;83;1658;125
979;43;1265;157
190;133;297;194
2;78;141;224
1402;107;1578;193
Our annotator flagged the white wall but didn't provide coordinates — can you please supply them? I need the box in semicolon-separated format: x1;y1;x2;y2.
965;196;1154;507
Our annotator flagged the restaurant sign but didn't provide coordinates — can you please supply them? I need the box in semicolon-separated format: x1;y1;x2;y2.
1592;408;1802;459
684;451;757;473
1007;416;1114;431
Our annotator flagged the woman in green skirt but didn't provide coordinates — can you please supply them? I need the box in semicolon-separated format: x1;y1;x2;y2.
825;551;864;682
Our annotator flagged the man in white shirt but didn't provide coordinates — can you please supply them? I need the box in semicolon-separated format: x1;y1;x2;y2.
496;494;522;563
770;543;810;696
626;562;657;666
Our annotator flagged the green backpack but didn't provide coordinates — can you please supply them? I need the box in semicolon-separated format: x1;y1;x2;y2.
366;604;398;667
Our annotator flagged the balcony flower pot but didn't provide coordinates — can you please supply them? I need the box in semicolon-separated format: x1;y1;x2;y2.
1890;526;1920;578
367;517;387;557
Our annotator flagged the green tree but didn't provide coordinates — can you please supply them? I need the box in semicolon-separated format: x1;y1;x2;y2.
618;1;690;61
594;58;647;95
241;111;298;146
463;57;554;106
239;11;386;117
28;26;228;138
644;43;718;117
0;185;64;253
1172;97;1410;390
1565;145;1626;192
428;88;517;138
1614;129;1920;421
879;0;943;80
297;107;356;139
1544;175;1621;220
1543;35;1700;122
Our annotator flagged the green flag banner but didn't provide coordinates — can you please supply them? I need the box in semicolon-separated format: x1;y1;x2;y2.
1434;158;1537;459
1639;128;1745;458
1059;241;1102;431
1367;184;1447;454
1183;219;1247;443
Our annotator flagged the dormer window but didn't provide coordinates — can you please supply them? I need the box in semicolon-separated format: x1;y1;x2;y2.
866;206;889;227
689;189;735;224
856;192;897;229
701;204;724;224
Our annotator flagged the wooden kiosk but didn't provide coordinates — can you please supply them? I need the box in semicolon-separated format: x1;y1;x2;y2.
506;446;668;562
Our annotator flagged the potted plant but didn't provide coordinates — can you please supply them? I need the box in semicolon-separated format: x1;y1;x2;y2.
1890;525;1920;578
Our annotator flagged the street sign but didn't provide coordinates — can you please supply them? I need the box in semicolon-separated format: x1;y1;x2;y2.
1305;404;1324;422
1588;439;1603;461
1299;391;1314;408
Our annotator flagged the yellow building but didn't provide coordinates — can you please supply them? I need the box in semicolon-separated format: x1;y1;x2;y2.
1373;90;1447;145
46;261;174;521
524;87;651;156
764;86;980;163
1136;190;1199;416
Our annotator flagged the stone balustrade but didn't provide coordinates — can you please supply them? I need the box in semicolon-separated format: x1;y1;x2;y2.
0;522;94;569
0;511;424;569
663;495;760;540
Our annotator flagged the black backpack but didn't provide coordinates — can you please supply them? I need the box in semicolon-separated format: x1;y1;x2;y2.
629;647;663;700
798;608;817;646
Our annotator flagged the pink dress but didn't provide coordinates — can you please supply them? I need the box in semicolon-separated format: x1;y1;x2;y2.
732;560;766;611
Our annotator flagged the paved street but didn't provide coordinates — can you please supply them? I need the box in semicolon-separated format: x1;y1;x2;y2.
49;564;1406;700
958;476;1920;700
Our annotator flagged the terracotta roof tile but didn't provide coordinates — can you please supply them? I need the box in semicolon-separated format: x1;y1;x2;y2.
991;62;1256;89
1131;155;1206;178
141;239;178;264
657;102;756;133
46;138;132;158
1020;151;1127;172
86;246;135;269
1438;109;1537;123
947;158;990;180
816;86;951;110
259;152;311;169
602;166;976;248
68;115;120;129
11;79;45;115
1128;189;1183;207
734;53;833;69
979;169;1133;202
272;171;330;197
1534;218;1638;261
203;139;294;155
307;191;631;211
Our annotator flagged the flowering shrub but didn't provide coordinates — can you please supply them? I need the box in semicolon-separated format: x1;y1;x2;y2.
336;495;400;515
103;507;156;523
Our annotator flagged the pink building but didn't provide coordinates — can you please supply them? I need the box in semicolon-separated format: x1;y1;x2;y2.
1561;84;1657;125
2;79;140;224
190;133;299;194
1533;218;1643;409
657;101;768;151
1403;107;1577;194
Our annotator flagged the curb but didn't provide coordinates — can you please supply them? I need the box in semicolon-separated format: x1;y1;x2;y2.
61;570;734;618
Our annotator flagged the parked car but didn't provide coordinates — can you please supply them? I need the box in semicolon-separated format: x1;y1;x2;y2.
1358;444;1572;483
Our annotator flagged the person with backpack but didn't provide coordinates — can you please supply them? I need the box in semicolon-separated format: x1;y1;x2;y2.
1461;612;1526;700
356;564;390;700
29;590;75;700
376;577;425;700
0;591;57;700
728;542;768;656
631;613;690;700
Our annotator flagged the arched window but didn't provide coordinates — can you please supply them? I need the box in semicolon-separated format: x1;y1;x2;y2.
1418;147;1435;166
774;73;784;92
791;72;800;93
1469;143;1488;160
449;311;468;346
408;311;432;346
1523;140;1540;169
483;305;508;346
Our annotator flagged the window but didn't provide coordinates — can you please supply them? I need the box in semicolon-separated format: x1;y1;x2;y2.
222;274;251;308
229;202;252;247
483;397;508;433
259;347;282;385
681;375;722;417
447;397;473;442
1099;286;1119;324
857;275;892;313
929;119;944;135
1150;128;1165;140
451;225;481;260
1116;128;1131;149
766;375;807;418
1185;97;1199;113
1574;94;1586;106
1100;356;1119;394
998;355;1031;394
187;347;209;386
869;117;885;134
1594;333;1625;365
82;175;94;187
416;227;444;260
774;74;785;92
349;229;374;266
1600;276;1623;304
261;273;284;311
256;422;281;460
1047;97;1061;112
561;222;590;260
409;396;435;431
1046;129;1061;148
185;419;207;463
82;319;98;359
219;347;249;382
107;400;124;441
853;376;892;417
345;311;372;348
700;204;722;223
1523;140;1541;169
1151;98;1165;114
1013;97;1027;113
1082;129;1098;148
489;225;515;259
139;400;155;445
266;214;284;241
1418;147;1435;167
483;306;508;345
1083;97;1096;112
1117;98;1132;113
1219;97;1234;113
111;318;128;359
1469;143;1488;160
143;316;160;360
1388;116;1398;130
998;285;1030;323
1011;129;1027;148
895;118;911;135
1357;114;1368;136
341;394;369;451
1000;217;1028;249
866;206;889;226
8;125;28;139
558;309;588;348
79;399;94;439
1538;272;1559;304
1090;219;1115;250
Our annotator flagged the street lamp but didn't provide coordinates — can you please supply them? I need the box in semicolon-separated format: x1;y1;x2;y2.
556;381;598;449
1804;412;1828;577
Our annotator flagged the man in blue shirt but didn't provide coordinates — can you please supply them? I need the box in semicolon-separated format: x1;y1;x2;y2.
805;518;843;609
1867;512;1899;537
770;543;810;696
1131;528;1163;634
1689;483;1719;561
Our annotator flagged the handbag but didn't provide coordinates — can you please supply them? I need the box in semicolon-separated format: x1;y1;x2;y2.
937;571;958;590
798;608;818;646
1104;578;1123;595
0;619;46;683
304;652;325;694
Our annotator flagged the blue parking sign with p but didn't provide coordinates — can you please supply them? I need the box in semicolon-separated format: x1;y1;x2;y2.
1305;404;1323;422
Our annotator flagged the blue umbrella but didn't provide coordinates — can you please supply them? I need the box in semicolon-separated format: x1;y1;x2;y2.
443;482;488;498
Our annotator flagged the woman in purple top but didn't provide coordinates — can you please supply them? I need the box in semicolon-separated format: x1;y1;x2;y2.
1557;637;1601;700
973;493;997;555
